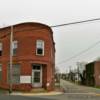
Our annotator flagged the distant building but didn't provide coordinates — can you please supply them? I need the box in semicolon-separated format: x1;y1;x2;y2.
85;61;100;87
0;22;55;91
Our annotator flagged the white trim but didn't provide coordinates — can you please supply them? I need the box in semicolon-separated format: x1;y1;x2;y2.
0;64;2;71
32;65;42;87
12;40;18;49
0;43;2;51
36;40;44;56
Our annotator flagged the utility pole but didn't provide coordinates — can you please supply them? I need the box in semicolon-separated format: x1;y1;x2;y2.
77;62;80;84
9;26;13;94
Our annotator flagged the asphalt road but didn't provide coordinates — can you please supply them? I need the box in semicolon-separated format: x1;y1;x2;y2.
0;94;100;100
0;80;100;100
60;79;100;94
0;95;55;100
32;80;100;100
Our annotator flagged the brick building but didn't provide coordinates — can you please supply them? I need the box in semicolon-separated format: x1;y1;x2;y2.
0;22;55;91
85;61;100;87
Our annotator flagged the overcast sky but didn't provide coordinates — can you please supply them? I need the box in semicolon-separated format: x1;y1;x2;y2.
0;0;100;72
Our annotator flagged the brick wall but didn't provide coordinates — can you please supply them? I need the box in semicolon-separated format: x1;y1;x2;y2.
0;22;55;91
94;62;100;87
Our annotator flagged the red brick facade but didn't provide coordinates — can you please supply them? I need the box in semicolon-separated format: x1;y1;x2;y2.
94;61;100;87
0;22;55;91
85;61;100;87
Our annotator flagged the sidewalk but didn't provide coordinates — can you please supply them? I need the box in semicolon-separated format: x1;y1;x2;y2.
11;91;63;96
9;85;64;96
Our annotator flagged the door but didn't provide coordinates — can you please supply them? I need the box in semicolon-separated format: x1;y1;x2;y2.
32;64;42;87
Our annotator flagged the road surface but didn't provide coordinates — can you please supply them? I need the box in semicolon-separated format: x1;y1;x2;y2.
0;80;100;100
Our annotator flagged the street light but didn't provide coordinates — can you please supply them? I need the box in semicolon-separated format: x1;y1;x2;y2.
9;26;13;94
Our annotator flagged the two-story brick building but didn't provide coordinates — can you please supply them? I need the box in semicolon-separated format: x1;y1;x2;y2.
0;22;55;91
85;61;100;87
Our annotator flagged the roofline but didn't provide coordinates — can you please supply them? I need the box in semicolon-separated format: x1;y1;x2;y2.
0;22;52;31
0;22;55;48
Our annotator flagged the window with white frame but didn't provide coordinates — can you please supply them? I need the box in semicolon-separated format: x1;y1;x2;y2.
7;64;20;84
12;40;18;56
0;64;2;81
0;43;3;56
36;40;44;55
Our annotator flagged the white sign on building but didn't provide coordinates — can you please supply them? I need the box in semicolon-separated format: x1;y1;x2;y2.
20;76;31;83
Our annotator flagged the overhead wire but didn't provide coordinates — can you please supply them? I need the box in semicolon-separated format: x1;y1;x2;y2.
51;18;100;28
1;18;100;65
0;18;100;39
56;40;100;65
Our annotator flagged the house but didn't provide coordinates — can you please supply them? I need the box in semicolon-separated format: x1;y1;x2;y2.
0;22;55;91
85;61;100;87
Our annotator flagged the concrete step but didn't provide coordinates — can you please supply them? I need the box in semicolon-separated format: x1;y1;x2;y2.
30;88;47;93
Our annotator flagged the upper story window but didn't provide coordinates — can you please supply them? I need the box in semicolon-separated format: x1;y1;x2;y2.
0;43;3;56
12;40;18;56
0;64;2;81
36;40;44;56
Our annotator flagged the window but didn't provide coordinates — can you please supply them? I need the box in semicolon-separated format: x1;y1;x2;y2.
34;72;40;82
8;64;20;84
36;40;44;55
0;43;3;56
12;40;18;56
0;64;2;81
33;65;41;70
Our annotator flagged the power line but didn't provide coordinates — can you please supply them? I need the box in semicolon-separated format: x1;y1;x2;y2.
51;18;100;28
0;18;100;63
56;40;100;65
1;18;100;39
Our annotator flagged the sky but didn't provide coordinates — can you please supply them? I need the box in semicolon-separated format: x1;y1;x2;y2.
0;0;100;72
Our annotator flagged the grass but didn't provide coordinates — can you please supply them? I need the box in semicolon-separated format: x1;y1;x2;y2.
94;86;100;89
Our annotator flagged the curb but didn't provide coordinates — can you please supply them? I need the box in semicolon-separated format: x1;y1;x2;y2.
10;91;63;96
